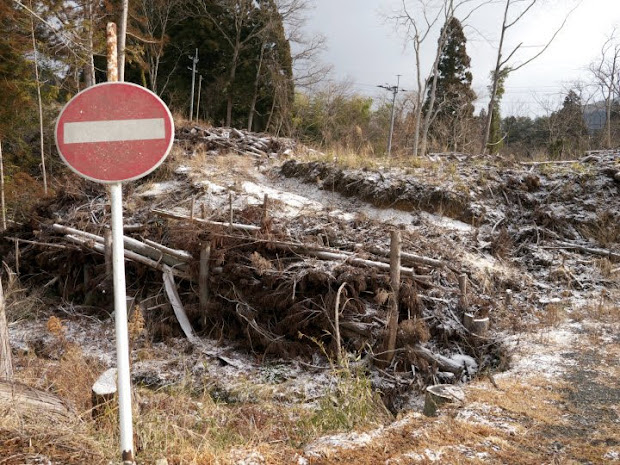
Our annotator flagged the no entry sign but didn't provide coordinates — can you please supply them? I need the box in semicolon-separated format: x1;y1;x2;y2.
55;82;174;183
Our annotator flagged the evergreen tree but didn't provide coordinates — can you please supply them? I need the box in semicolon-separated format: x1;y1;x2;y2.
0;2;35;160
548;90;589;157
424;17;476;151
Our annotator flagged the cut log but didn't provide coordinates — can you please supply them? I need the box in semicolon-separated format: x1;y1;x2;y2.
423;384;465;417
143;239;193;262
52;224;189;269
0;379;72;419
64;235;192;281
0;278;13;380
409;344;463;376
92;367;117;420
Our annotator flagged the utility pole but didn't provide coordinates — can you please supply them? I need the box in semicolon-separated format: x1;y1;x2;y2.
189;48;198;121
378;75;404;159
196;75;203;121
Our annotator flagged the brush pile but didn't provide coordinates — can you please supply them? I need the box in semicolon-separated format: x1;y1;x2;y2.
3;124;618;408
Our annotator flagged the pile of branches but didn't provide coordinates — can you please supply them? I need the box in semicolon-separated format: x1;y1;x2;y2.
177;125;298;158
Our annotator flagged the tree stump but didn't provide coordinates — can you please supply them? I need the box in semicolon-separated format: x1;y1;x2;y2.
92;367;117;420
423;384;465;417
463;313;490;336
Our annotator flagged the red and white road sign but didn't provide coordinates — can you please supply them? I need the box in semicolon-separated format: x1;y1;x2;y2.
55;82;174;183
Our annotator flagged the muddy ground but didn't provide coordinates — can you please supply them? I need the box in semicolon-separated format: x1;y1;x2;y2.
0;124;618;463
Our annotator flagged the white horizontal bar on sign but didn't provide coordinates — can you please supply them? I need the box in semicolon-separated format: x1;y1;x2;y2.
63;118;166;144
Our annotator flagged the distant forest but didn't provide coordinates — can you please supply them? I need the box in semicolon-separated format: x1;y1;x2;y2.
1;0;620;189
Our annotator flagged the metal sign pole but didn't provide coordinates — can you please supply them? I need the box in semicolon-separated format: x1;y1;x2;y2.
106;22;134;464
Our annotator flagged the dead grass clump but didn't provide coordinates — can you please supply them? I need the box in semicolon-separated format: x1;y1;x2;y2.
578;209;618;247
398;318;430;345
304;363;392;435
2;270;46;321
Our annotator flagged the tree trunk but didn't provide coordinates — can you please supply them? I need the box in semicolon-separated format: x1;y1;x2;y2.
118;0;129;81
0;278;13;381
84;0;96;88
481;0;510;154
413;39;423;157
30;6;47;195
226;42;241;127
248;43;265;132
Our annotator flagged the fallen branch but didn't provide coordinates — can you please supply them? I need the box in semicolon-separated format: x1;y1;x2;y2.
152;209;261;232
163;267;199;344
556;241;620;262
520;160;579;166
52;224;190;268
409;344;463;376
64;235;192;280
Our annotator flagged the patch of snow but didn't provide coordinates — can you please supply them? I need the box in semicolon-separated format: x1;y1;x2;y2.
135;181;183;198
193;180;227;194
448;354;478;374
420;211;473;232
174;165;191;174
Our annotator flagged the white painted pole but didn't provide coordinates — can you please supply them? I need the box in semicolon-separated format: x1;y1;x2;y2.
110;183;134;463
107;22;134;464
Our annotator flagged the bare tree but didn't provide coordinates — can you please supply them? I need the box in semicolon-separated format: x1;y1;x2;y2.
589;28;620;149
277;0;331;90
395;0;489;156
481;0;579;154
118;0;128;81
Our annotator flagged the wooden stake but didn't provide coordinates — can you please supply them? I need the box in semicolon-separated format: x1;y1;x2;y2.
199;243;211;326
228;192;233;228
458;273;468;311
14;240;19;275
384;230;401;364
334;282;346;366
104;229;113;278
0;140;6;231
0;278;13;380
262;194;269;229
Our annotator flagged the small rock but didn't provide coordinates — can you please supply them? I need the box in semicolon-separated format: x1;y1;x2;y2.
155;459;168;465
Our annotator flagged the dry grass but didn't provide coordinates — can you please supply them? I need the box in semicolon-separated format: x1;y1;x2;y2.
2;331;391;464
304;374;618;464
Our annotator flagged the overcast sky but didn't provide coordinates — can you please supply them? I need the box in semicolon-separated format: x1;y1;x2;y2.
301;0;620;117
